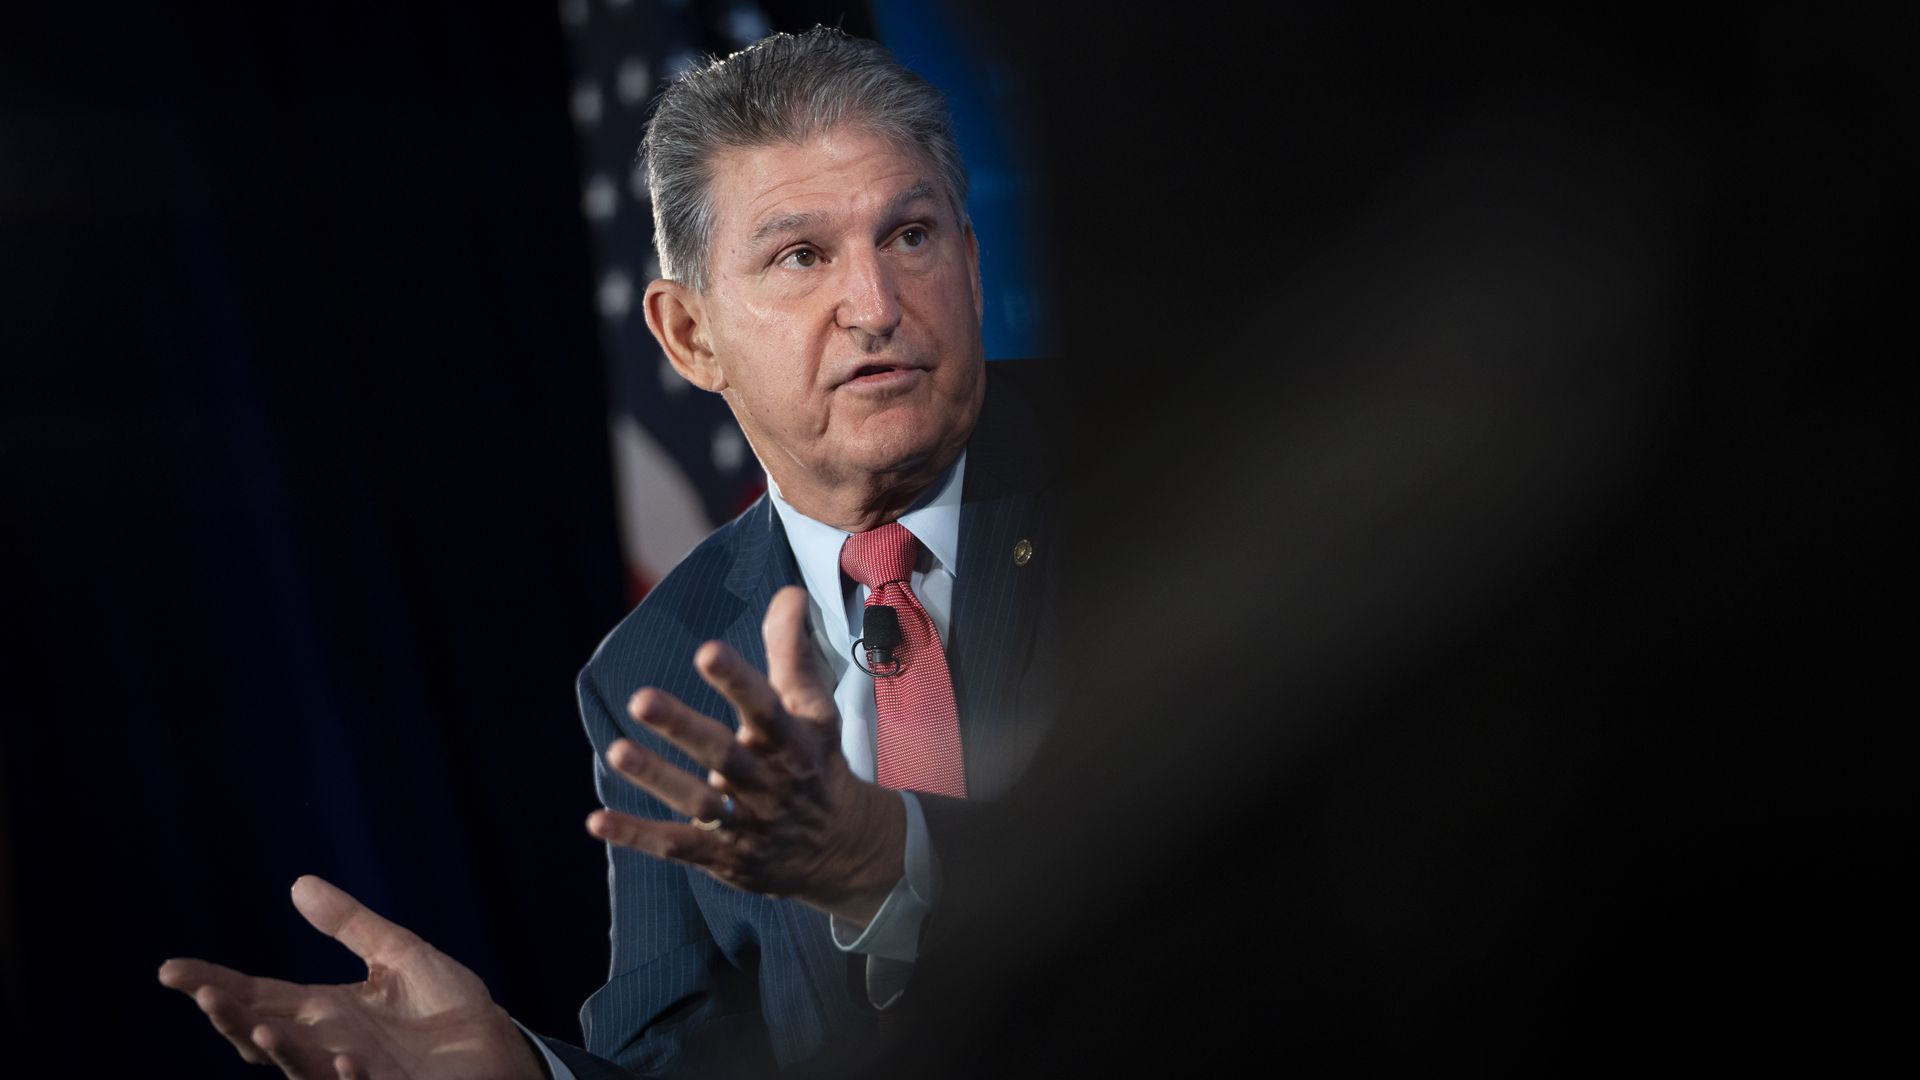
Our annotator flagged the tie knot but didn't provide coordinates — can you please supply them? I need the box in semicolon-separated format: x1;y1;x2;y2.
840;522;919;590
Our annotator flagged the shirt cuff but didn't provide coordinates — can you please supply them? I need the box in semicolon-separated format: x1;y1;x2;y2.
512;1018;574;1080
829;790;938;963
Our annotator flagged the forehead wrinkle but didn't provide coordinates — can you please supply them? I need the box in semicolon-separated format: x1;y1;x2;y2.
887;181;939;219
747;208;827;250
744;174;942;252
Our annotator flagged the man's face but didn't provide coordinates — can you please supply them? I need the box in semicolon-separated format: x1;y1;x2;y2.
676;125;985;510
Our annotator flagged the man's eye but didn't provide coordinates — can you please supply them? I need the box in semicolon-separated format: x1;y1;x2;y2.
781;248;819;268
896;228;926;249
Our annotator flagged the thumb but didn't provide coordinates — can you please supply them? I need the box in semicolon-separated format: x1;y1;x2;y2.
763;585;837;723
290;875;425;966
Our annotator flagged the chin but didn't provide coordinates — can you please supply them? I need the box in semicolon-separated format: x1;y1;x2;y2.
847;425;959;480
835;380;980;479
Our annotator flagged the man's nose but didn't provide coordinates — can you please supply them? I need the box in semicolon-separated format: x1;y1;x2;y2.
834;249;903;339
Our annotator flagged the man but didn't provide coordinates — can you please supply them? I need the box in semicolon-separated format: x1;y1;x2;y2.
159;27;1065;1078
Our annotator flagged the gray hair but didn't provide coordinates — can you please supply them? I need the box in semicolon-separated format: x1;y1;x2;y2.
640;26;970;292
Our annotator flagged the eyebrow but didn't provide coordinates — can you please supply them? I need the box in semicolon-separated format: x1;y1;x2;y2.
745;182;942;251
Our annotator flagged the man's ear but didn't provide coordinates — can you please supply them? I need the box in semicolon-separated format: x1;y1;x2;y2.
643;279;727;392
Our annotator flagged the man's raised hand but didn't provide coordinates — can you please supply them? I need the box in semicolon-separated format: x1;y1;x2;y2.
586;585;908;926
158;875;543;1080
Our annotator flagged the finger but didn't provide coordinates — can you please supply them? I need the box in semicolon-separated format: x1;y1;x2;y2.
159;956;241;995
587;808;727;867
160;956;250;995
605;739;732;822
159;957;313;1014
254;1018;336;1080
334;1053;366;1080
192;984;270;1065
627;687;767;786
290;875;425;968
763;585;837;723
694;639;793;750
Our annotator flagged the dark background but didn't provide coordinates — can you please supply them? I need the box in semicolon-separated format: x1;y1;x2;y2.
874;4;1913;1072
4;2;1911;1075
2;2;630;1070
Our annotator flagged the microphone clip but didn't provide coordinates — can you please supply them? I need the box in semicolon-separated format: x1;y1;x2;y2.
852;604;907;679
852;640;906;678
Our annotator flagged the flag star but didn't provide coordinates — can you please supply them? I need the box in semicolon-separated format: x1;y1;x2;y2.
712;425;747;472
616;57;652;105
598;268;633;319
571;82;603;128
582;175;617;222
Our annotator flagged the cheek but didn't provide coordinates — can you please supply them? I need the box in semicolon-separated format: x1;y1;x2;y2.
719;307;817;391
913;260;980;322
718;323;831;432
906;279;985;375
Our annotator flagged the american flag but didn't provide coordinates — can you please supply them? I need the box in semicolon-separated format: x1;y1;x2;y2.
558;0;1047;601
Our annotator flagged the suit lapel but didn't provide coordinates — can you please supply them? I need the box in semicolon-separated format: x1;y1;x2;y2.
705;497;852;1012
719;496;801;690
945;367;1067;799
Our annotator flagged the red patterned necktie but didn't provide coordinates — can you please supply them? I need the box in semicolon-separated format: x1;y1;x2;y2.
839;522;968;798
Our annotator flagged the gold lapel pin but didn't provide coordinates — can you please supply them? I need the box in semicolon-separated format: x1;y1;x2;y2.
1012;538;1034;566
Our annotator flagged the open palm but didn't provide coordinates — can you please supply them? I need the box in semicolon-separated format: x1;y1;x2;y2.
159;875;540;1080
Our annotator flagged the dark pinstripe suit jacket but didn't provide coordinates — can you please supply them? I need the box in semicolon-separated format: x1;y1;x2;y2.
542;361;1068;1078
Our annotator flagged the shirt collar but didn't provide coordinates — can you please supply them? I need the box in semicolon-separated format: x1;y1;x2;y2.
768;450;968;605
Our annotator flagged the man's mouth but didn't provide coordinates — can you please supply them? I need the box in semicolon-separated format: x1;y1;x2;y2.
842;362;921;387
